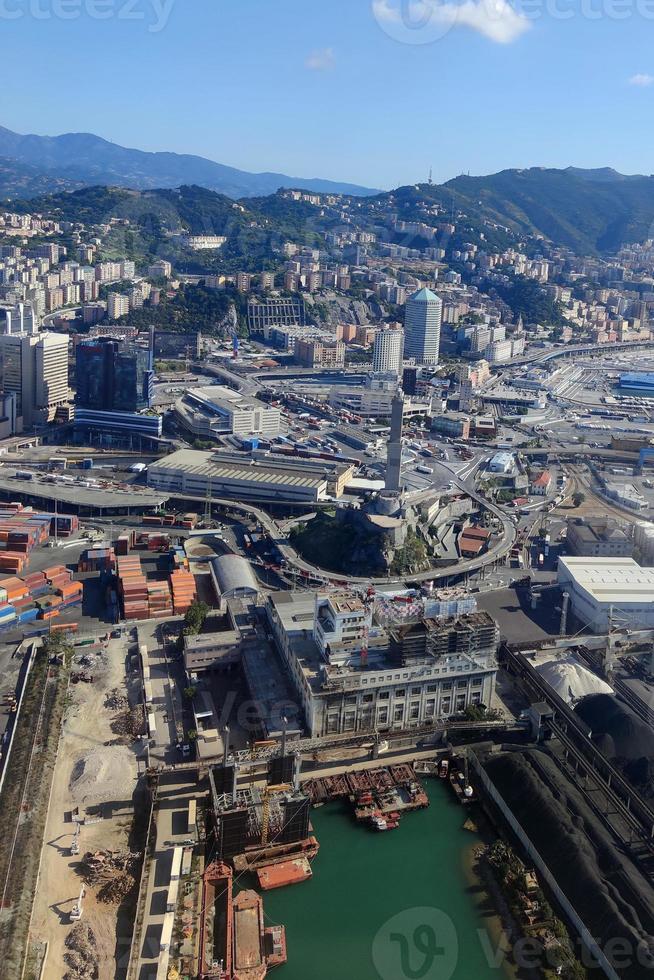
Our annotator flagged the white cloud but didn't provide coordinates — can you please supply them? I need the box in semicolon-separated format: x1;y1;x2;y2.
305;48;335;71
372;0;530;45
629;73;654;87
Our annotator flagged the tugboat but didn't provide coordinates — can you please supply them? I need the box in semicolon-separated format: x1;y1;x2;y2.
370;813;400;831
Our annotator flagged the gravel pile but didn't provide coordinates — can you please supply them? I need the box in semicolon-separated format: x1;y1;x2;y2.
536;652;613;703
69;745;136;806
484;748;654;979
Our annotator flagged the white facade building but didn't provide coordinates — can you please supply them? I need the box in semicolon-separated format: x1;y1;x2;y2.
0;329;69;429
174;385;281;439
266;592;499;737
372;326;404;376
107;292;130;320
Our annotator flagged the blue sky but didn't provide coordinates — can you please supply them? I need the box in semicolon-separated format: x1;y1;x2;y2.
2;0;654;189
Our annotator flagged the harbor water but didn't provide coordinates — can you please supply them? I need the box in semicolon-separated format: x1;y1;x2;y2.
262;779;508;980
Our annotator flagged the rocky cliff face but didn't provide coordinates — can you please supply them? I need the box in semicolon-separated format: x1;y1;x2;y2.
306;292;387;328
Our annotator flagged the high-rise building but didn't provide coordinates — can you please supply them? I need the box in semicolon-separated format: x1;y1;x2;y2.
107;292;130;321
76;337;153;413
3;301;39;336
372;325;404;376
403;287;442;365
0;329;69;429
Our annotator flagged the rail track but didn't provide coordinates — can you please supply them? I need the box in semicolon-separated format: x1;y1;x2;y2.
0;650;68;978
503;645;654;853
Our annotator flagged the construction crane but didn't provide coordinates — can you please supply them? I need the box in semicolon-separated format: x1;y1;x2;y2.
70;885;85;921
260;784;292;845
70;821;81;856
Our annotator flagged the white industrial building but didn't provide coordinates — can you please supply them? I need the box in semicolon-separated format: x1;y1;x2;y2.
558;556;654;631
329;386;431;418
148;448;330;503
488;451;514;474
175;385;280;439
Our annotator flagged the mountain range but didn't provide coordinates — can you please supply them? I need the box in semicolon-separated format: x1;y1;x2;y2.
0;125;379;199
2;124;654;253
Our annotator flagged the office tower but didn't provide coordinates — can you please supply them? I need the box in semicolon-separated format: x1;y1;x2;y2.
0;330;69;428
385;392;405;493
76;337;153;413
403;287;442;365
373;326;404;376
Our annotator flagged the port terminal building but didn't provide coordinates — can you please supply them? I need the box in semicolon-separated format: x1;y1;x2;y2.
148;448;331;504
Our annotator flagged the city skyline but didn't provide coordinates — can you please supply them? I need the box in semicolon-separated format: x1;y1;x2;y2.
2;0;654;189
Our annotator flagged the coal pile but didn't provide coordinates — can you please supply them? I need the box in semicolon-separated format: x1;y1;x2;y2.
575;693;654;795
484;748;654;979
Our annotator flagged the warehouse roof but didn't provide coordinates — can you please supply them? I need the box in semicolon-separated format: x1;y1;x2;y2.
151;449;327;491
558;556;654;604
211;554;259;598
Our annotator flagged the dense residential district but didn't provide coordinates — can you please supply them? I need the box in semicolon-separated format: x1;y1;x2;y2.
3;184;654;980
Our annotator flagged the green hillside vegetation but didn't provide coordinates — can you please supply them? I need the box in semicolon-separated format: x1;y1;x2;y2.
7;166;654;259
493;276;567;326
114;283;247;332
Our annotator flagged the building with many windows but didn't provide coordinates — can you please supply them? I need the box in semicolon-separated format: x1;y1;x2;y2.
266;591;499;736
174;385;281;439
294;338;345;369
75;337;153;413
0;327;69;429
403;287;442;365
372;325;404;376
566;517;632;558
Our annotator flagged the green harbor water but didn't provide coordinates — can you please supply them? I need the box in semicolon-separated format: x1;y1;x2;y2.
262;780;508;980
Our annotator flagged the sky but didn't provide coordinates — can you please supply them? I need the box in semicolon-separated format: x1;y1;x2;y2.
2;0;654;189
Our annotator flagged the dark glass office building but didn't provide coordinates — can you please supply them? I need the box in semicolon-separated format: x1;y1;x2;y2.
76;337;153;412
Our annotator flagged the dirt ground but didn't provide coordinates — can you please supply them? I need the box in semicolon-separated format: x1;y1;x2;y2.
30;636;142;980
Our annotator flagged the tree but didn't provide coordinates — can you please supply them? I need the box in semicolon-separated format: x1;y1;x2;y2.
183;600;210;636
42;630;75;664
183;686;197;701
572;491;585;508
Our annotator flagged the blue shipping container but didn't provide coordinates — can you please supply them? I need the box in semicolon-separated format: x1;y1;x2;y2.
18;608;39;624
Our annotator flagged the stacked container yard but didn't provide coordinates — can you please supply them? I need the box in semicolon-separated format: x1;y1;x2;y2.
0;564;83;628
117;555;149;620
147;579;173;618
179;513;199;530
0;505;79;572
146;533;170;552
78;546;116;573
169;568;197;615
